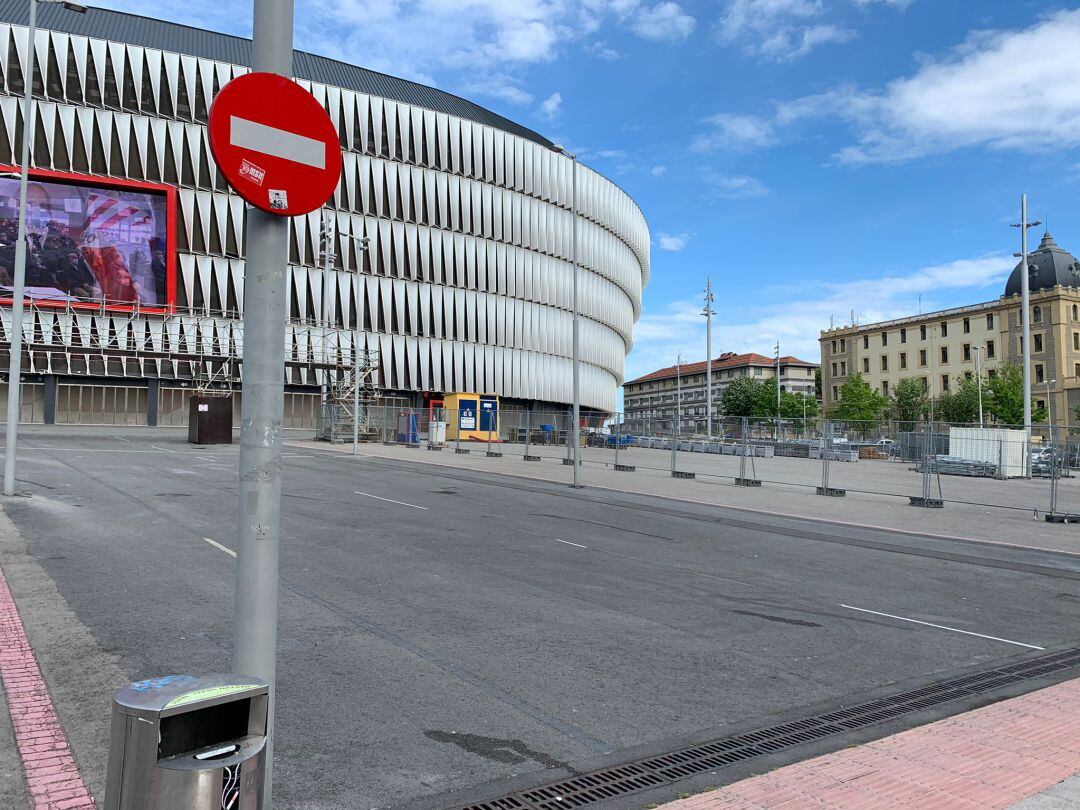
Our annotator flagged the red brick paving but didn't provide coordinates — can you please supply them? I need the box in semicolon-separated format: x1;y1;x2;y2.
0;563;94;809
662;678;1080;809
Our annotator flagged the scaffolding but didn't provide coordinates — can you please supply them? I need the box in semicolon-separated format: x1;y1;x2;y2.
316;349;381;443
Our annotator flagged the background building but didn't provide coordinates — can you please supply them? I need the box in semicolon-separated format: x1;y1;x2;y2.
0;4;649;428
820;231;1080;425
623;352;818;434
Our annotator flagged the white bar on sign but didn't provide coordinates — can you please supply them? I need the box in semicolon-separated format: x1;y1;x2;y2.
229;116;325;169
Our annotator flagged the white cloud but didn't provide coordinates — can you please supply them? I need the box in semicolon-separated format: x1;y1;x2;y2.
630;2;698;42
716;0;862;61
651;164;668;176
625;253;1012;379
539;91;563;118
597;148;629;158
692;113;777;152
587;40;622;60
657;232;690;251
709;174;770;198
781;9;1080;163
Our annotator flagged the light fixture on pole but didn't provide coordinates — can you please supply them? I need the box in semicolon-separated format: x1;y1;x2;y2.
702;278;714;441
3;0;87;497
774;341;781;439
972;345;985;428
1011;195;1042;473
549;144;581;487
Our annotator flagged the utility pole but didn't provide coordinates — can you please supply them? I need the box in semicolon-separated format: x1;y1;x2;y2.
1012;195;1042;474
702;278;714;440
319;209;335;425
232;0;294;803
973;345;984;428
775;341;781;439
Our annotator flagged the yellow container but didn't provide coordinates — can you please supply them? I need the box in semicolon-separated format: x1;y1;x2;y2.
444;392;500;442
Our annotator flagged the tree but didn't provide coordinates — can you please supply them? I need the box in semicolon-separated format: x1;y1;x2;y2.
827;373;890;423
892;377;928;426
814;366;822;400
780;391;818;420
936;375;983;424
986;362;1047;425
720;376;769;417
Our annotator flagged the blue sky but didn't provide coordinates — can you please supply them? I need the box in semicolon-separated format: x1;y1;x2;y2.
100;0;1080;379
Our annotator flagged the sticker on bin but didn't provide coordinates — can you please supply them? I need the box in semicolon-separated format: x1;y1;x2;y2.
164;684;262;709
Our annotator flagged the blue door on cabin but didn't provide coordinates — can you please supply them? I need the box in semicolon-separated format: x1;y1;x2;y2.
479;397;498;431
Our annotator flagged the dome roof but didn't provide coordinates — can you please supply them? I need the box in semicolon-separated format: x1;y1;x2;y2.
1004;231;1080;296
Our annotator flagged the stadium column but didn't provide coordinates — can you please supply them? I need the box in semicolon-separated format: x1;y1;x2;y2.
232;0;293;805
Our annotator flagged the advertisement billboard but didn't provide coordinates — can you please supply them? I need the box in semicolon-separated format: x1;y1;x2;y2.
0;170;175;312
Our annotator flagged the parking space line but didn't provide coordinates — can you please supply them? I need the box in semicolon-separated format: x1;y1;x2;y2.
151;445;177;454
840;604;1045;650
555;538;587;548
354;490;428;509
204;538;237;557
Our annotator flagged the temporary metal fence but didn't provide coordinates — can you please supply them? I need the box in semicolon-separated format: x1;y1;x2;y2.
350;407;1080;521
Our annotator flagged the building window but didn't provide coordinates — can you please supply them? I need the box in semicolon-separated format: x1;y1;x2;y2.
1034;306;1042;323
863;335;869;350
988;368;997;380
919;349;927;367
1075;362;1080;378
840;361;847;375
840;338;846;352
882;380;889;396
941;321;948;337
941;375;950;391
900;328;907;344
1074;332;1079;351
900;352;907;369
881;332;888;347
863;358;870;373
987;340;995;358
1074;304;1078;321
920;325;927;340
1036;364;1044;383
987;313;994;329
1035;334;1043;353
832;385;839;400
940;346;948;363
963;343;971;361
881;355;888;371
963;317;970;334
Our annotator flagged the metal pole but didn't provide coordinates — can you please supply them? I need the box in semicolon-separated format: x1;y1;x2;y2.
703;277;713;441
319;209;334;422
233;1;293;803
570;155;581;486
524;408;531;456
775;341;781;440
614;413;621;467
351;359;359;455
671;355;681;474
3;0;37;496
975;346;984;428
739;416;748;481
1020;194;1032;442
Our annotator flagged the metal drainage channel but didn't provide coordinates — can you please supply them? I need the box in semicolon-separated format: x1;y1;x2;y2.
456;646;1080;810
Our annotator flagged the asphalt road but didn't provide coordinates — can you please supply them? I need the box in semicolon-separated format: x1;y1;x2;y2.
4;426;1080;808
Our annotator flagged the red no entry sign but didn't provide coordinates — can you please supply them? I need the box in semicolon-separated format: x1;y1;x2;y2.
208;72;342;216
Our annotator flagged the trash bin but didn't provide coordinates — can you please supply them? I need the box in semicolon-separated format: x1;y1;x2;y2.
188;396;234;444
104;674;268;809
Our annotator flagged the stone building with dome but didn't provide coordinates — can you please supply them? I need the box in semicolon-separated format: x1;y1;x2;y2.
820;230;1080;427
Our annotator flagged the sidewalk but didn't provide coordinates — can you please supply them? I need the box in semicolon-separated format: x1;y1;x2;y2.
658;677;1080;809
287;439;1080;556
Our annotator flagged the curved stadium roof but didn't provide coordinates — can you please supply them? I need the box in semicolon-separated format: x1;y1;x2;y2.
0;0;554;148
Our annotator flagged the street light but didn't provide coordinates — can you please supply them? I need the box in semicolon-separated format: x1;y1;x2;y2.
972;345;985;428
550;143;581;487
3;0;87;496
702;278;714;441
1011;194;1042;474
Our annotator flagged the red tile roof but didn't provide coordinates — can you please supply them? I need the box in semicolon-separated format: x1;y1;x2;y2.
624;353;818;386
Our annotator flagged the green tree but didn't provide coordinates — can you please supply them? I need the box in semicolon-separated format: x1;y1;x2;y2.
720;376;769;417
827;373;890;423
986;362;1047;425
892;377;928;426
935;375;984;424
814;366;822;400
780;391;818;420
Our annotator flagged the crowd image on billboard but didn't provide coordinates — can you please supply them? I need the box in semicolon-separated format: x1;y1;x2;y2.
0;176;168;308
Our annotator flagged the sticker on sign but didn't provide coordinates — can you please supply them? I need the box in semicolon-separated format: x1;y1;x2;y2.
208;72;342;216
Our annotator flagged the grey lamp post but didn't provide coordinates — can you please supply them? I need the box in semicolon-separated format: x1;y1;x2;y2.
550;144;580;487
1011;195;1042;472
972;345;985;428
3;0;87;497
702;278;714;440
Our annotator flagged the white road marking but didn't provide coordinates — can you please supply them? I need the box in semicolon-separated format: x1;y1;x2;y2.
840;604;1044;650
230;116;325;168
555;538;587;549
113;435;131;442
204;538;236;558
354;490;427;510
150;445;177;454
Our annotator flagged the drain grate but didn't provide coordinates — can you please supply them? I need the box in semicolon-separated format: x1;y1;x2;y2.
455;646;1080;810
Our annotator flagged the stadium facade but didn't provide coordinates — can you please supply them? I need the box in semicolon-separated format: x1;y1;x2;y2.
0;3;649;428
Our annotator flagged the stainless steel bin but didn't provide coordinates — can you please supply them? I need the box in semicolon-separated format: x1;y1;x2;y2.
104;674;269;809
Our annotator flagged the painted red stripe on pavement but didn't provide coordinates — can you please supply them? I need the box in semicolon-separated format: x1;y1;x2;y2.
0;562;94;809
